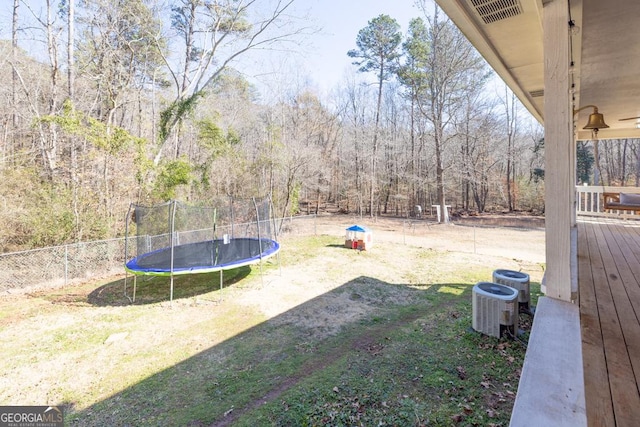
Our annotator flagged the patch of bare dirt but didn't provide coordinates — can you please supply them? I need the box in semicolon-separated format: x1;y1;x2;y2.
452;211;545;229
301;213;546;266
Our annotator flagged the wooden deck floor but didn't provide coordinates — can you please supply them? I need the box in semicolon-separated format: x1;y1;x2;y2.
578;219;640;427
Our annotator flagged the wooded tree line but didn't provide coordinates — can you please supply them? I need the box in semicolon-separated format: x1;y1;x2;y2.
577;139;640;188
5;0;628;252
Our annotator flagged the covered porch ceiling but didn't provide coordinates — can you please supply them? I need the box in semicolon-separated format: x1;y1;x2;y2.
435;0;640;141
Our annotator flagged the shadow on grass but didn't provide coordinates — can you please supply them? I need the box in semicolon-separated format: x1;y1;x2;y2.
325;243;359;250
87;266;252;306
64;279;525;427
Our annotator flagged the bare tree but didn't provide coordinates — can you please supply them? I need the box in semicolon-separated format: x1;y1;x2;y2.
348;14;402;217
404;5;489;222
155;0;311;165
337;71;375;215
67;0;74;100
397;16;429;212
501;84;519;211
78;0;163;127
596;139;640;186
17;0;63;177
456;88;497;212
9;0;20;167
289;91;340;215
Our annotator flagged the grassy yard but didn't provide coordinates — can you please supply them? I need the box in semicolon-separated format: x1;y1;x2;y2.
0;224;544;426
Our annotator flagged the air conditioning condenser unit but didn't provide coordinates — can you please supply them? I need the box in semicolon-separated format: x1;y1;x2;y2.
492;269;531;315
472;282;518;338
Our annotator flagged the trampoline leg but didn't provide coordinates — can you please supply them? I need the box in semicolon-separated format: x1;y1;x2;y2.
133;275;137;303
259;258;265;288
170;275;174;304
278;251;282;277
219;270;223;302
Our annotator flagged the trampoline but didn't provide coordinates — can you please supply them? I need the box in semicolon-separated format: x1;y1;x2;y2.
125;237;280;275
124;198;280;302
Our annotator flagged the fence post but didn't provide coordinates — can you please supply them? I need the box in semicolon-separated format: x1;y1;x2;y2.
64;245;69;287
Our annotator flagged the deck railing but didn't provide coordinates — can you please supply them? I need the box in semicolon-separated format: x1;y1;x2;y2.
576;185;640;217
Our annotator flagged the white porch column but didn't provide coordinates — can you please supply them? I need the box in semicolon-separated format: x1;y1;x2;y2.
543;0;574;301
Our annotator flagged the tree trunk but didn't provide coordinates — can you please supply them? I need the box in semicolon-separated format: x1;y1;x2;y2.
67;0;74;100
621;139;628;186
10;0;19;167
43;0;60;177
635;141;640;186
594;140;602;186
463;133;470;210
435;126;447;223
370;69;384;218
506;134;513;211
410;93;417;211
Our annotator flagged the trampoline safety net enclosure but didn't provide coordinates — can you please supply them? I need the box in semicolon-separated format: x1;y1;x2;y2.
124;197;280;301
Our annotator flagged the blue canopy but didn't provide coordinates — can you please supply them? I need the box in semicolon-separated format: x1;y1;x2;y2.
346;225;370;232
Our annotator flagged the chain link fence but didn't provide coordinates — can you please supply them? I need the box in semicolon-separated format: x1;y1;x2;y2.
0;213;548;293
0;239;128;292
0;215;318;293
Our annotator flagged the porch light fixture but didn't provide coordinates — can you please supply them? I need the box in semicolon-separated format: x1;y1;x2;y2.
568;20;580;36
573;105;610;135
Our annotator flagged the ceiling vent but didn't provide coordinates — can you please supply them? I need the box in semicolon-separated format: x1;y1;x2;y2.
529;89;544;98
470;0;523;24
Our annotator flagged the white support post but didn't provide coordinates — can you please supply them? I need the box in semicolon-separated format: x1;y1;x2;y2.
543;0;574;301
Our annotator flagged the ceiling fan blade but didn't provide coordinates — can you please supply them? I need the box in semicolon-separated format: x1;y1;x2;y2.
619;116;640;121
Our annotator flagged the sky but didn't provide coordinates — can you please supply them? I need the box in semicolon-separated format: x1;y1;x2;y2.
242;0;429;98
300;0;425;91
273;0;519;115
